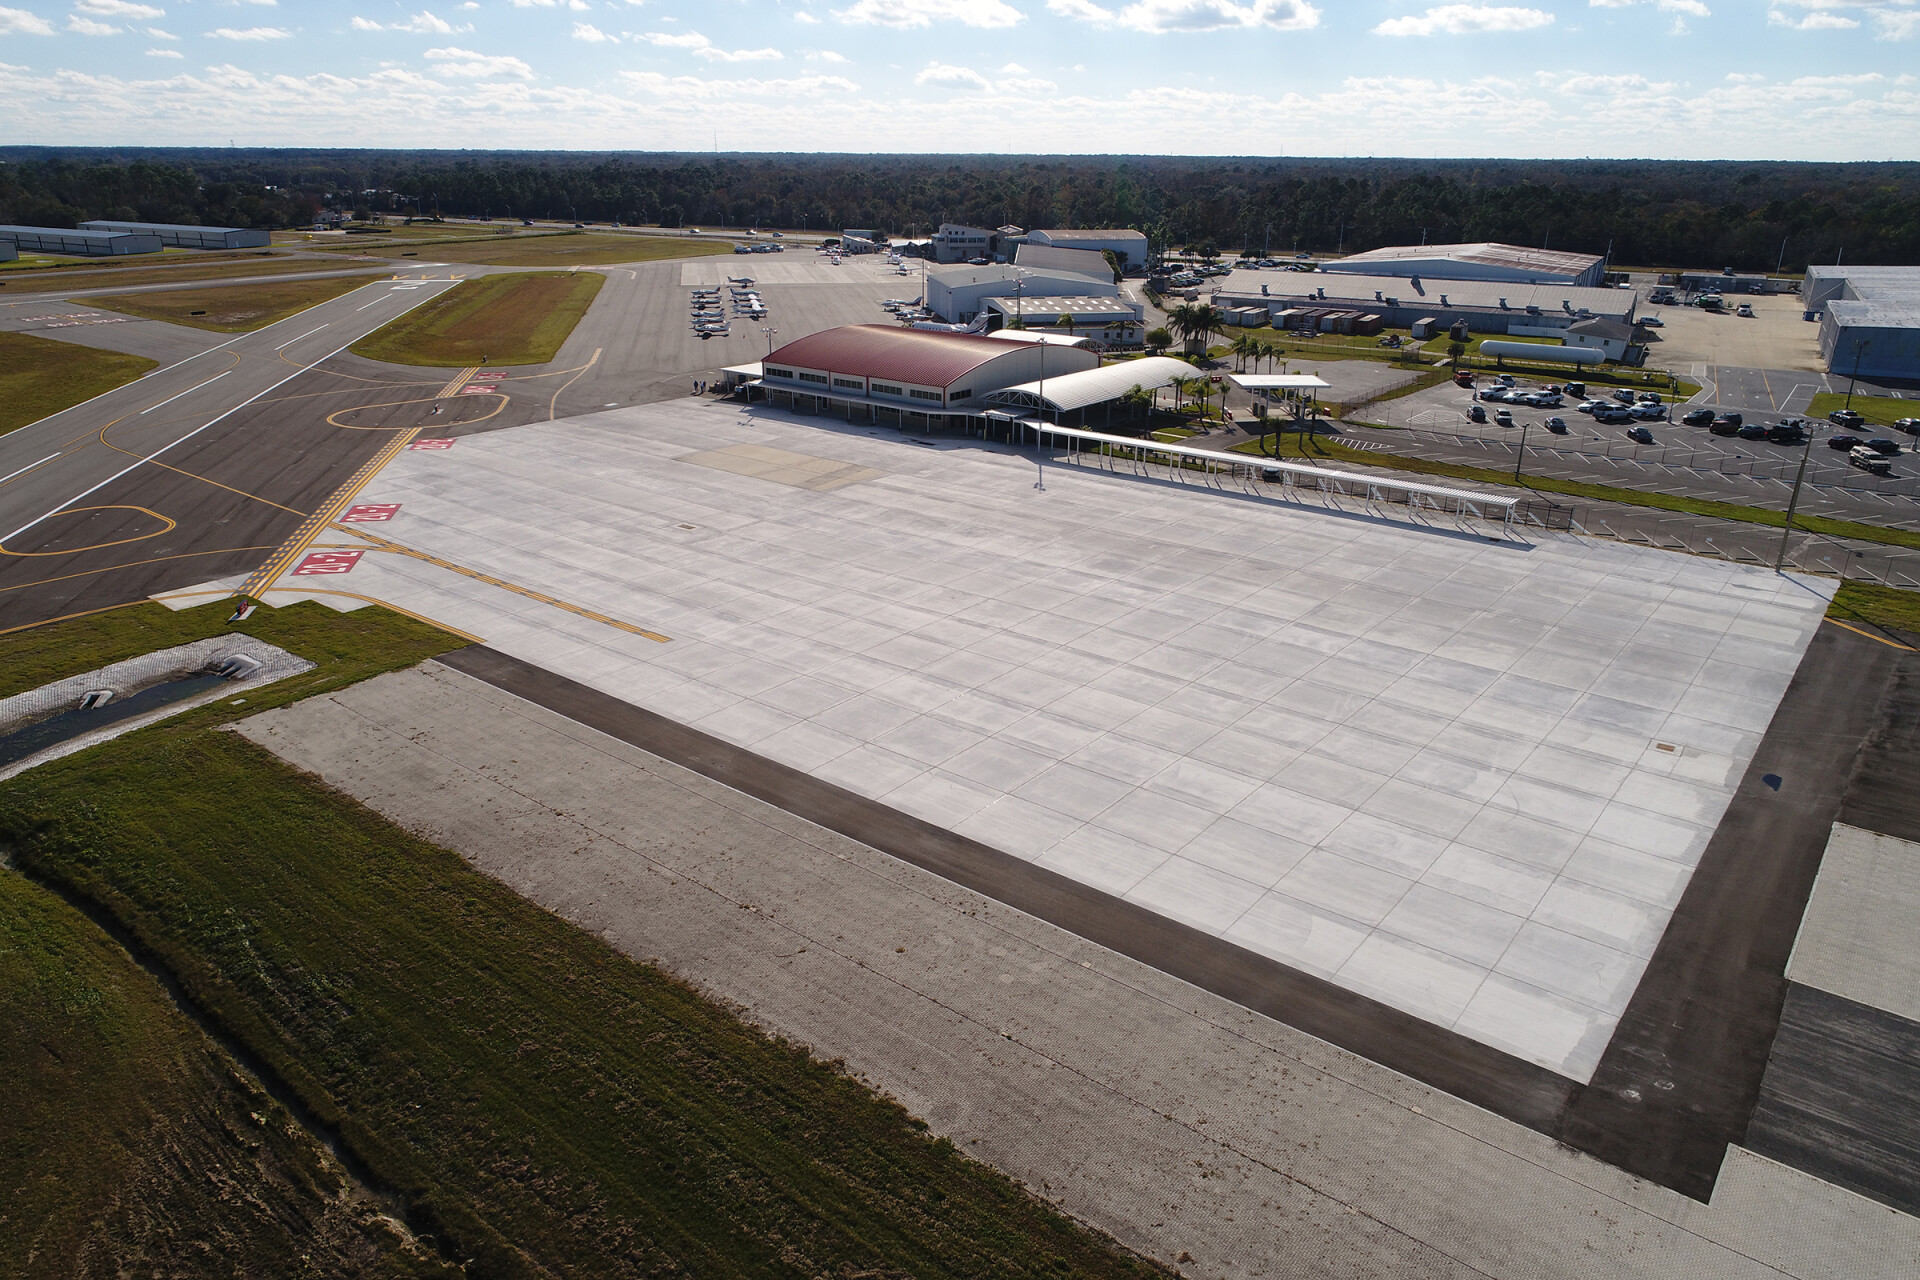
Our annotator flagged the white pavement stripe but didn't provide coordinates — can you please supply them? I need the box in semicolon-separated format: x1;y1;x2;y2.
273;323;329;351
138;369;231;415
0;453;60;487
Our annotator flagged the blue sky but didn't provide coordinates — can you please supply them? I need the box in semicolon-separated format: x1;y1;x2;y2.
1;1;1916;157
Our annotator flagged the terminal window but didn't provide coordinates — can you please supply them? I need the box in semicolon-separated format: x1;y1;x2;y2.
833;378;865;390
766;367;794;379
871;382;903;395
798;372;828;385
909;389;940;402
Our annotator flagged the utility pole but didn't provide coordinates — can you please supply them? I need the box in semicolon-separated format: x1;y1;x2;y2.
1514;421;1530;483
1774;426;1817;571
1845;338;1871;408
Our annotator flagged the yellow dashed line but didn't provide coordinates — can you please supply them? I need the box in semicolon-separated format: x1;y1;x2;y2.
332;524;670;643
436;366;481;399
238;428;421;601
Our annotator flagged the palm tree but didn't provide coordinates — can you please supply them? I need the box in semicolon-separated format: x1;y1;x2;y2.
1118;383;1155;423
1168;303;1225;358
1231;332;1262;372
1055;312;1077;336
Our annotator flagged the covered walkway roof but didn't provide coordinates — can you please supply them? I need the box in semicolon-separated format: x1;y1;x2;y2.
981;356;1196;413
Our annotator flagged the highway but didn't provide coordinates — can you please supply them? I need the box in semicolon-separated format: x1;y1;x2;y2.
0;270;468;631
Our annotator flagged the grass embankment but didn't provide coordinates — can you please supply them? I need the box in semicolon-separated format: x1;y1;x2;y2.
1229;429;1920;552
351;271;604;367
1807;392;1919;429
0;253;326;292
0;331;155;438
339;233;729;268
0;872;449;1278
90;274;387;333
0;601;1163;1280
1828;580;1920;638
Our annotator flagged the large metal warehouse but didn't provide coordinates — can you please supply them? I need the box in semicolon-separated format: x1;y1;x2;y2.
79;220;270;250
1213;273;1633;336
0;225;162;257
0;241;15;263
1319;242;1606;288
1023;228;1151;270
1804;265;1920;381
926;263;1118;323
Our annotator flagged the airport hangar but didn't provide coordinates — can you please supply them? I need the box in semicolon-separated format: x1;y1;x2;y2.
734;324;1194;434
1804;265;1920;382
1211;273;1636;338
1320;242;1607;288
79;219;271;250
0;224;163;256
926;261;1123;324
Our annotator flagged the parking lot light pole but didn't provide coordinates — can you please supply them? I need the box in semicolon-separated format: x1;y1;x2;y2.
1844;338;1871;409
1774;426;1818;572
1514;421;1530;483
762;327;777;356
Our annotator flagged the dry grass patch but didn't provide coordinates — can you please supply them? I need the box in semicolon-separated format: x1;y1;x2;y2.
350;271;604;367
0;332;155;438
346;233;729;268
90;274;387;333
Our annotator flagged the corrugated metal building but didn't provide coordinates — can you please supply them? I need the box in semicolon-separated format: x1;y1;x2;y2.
1217;273;1633;335
0;241;15;263
1319;242;1606;287
79;220;270;250
1805;266;1920;381
0;225;163;257
1023;228;1150;270
926;262;1117;323
1013;242;1117;280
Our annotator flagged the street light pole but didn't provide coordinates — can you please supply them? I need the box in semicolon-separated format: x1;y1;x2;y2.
1774;425;1817;571
762;327;777;356
1514;421;1530;483
1844;338;1870;408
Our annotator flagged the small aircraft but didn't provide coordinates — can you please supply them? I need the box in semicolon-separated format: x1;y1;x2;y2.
727;275;755;284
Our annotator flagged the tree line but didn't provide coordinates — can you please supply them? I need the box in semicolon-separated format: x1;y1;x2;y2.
3;148;1919;272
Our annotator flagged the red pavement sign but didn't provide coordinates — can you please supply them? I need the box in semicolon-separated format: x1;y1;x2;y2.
340;503;401;522
291;550;364;576
460;384;499;396
408;437;456;450
475;370;510;378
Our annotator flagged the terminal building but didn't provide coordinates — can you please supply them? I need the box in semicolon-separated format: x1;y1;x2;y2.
733;324;1190;433
1320;242;1606;288
1804;265;1920;381
0;224;162;257
78;220;270;250
1212;273;1635;340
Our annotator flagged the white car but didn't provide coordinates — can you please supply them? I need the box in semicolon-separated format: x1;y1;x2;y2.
1639;315;1664;328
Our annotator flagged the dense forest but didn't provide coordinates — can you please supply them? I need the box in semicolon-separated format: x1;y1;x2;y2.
4;148;1919;272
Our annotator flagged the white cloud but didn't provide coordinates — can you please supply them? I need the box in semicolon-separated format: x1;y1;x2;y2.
998;74;1056;90
832;0;1024;29
67;15;122;34
619;69;858;96
1114;0;1318;31
915;60;989;88
207;26;292;40
0;3;56;31
809;48;848;61
1658;0;1710;15
351;15;383;30
642;30;784;59
396;10;458;33
1877;10;1920;39
572;21;617;41
1047;0;1112;19
424;45;535;76
794;9;820;20
1374;5;1555;35
511;0;588;8
146;24;175;38
145;45;182;56
1002;60;1028;72
642;30;708;46
78;0;165;17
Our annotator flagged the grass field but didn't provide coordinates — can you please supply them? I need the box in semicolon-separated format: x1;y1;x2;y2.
351;271;604;367
89;274;386;332
337;232;728;268
0;254;363;293
0;331;156;438
0;600;1161;1279
1828;580;1920;637
1230;428;1920;552
1808;392;1920;429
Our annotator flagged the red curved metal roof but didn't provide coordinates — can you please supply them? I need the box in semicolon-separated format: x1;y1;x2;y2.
766;324;1027;388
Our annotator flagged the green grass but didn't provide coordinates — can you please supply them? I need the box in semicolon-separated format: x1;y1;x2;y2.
0;870;449;1279
1828;580;1920;637
337;232;730;268
1229;430;1920;552
0;331;156;438
1807;392;1920;429
89;274;386;333
0;600;1162;1280
350;271;604;367
0;254;345;292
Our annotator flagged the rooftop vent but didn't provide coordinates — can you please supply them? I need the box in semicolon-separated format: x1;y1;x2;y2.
1499;297;1509;309
1440;294;1449;307
1374;290;1384;301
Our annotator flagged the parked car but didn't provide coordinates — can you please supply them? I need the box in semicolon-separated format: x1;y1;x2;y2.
1851;446;1894;475
1545;416;1568;433
1639;315;1664;328
1895;418;1920;436
1681;408;1715;426
1767;423;1807;445
1594;407;1633;424
1709;418;1743;436
1638;392;1662;404
1479;387;1509;403
1864;438;1902;456
1612;388;1636;403
1630;403;1667;420
1717;411;1744;427
1828;435;1863;451
1828;408;1865;427
1627;426;1655;444
1494;408;1515;426
1495;373;1517;386
1736;303;1755;317
1467;404;1487;423
1737;423;1769;440
1577;398;1606;414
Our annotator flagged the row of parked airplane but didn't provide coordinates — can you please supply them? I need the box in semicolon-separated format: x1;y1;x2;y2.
689;277;770;340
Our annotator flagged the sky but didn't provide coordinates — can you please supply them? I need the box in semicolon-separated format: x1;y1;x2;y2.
1;1;1917;159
